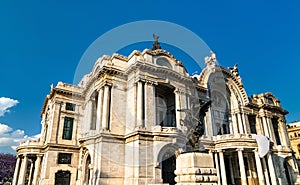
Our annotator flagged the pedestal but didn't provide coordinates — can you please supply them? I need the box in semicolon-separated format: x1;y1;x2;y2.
175;152;217;185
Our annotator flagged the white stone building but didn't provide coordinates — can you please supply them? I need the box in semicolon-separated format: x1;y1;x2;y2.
13;41;300;185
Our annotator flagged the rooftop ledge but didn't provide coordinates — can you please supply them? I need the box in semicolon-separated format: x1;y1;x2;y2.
19;139;41;146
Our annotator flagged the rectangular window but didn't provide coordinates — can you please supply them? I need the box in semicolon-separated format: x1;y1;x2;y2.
272;118;281;145
248;115;257;134
62;117;74;140
90;101;96;130
66;103;76;111
57;153;72;164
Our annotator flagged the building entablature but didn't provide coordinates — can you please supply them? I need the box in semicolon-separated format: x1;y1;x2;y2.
78;131;125;144
251;92;287;113
81;49;189;93
125;59;190;82
214;139;257;150
16;142;43;154
78;128;187;145
258;104;288;115
40;82;84;116
287;127;300;132
230;107;254;115
257;108;288;118
272;147;293;155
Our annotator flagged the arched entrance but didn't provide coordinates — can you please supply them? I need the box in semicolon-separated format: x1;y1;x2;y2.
162;152;176;185
157;143;180;184
54;171;70;185
84;155;91;185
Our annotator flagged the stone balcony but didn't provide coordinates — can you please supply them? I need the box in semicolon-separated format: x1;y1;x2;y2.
16;139;42;154
19;139;41;147
213;133;254;141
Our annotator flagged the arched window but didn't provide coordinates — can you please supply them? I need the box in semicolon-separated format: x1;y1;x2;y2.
156;58;172;69
211;91;229;135
267;97;274;105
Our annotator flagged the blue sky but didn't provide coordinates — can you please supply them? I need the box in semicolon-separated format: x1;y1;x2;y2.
0;1;299;154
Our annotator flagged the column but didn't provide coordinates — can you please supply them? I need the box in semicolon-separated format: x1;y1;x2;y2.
237;148;247;185
175;89;181;127
256;116;264;135
136;81;143;128
18;154;28;185
95;144;102;185
254;149;265;185
218;150;227;185
101;85;110;130
32;155;42;185
229;120;234;134
267;118;276;143
86;99;93;130
232;114;239;134
144;82;155;129
49;102;62;143
261;157;270;185
205;108;213;136
243;113;250;133
214;152;221;185
237;113;244;134
278;118;289;146
96;88;103;131
88;165;93;185
228;157;236;185
28;159;34;185
12;156;21;185
267;153;278;185
209;150;214;159
262;117;270;138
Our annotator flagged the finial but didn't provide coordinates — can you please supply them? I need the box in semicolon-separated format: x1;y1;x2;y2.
152;34;161;50
210;51;217;62
205;50;217;66
228;64;239;76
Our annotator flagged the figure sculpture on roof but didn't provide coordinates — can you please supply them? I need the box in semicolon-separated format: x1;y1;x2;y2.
152;34;162;50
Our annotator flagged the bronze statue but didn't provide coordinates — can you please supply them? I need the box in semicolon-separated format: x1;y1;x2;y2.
152;34;161;50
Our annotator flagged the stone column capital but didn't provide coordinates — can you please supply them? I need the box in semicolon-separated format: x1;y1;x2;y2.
217;149;224;153
144;80;157;85
96;85;104;92
236;148;244;152
134;77;144;84
174;88;183;94
54;100;63;105
36;154;43;158
136;80;143;84
97;81;112;90
208;149;215;153
253;148;258;152
22;154;28;158
278;117;286;124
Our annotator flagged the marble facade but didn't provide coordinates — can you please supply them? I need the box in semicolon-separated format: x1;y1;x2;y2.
13;43;299;185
